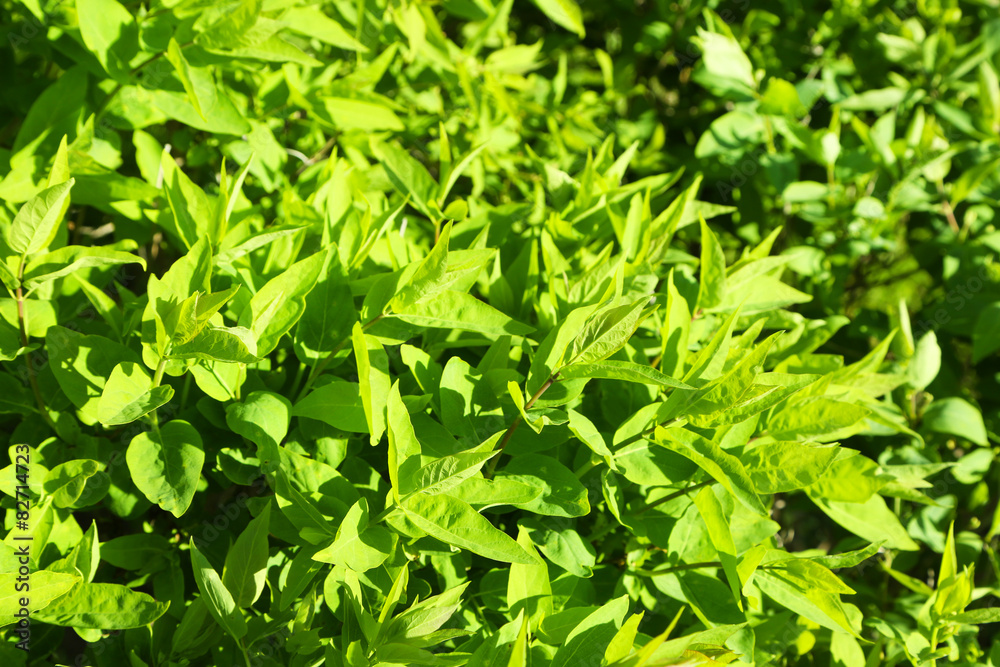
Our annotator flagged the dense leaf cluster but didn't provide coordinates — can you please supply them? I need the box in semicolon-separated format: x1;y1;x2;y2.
0;0;998;666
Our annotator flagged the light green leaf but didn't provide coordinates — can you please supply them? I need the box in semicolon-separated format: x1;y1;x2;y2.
160;151;214;250
22;245;145;292
693;486;743;611
742;441;841;494
281;7;367;51
551;595;630;667
222;501;271;607
313;498;396;572
400;492;537;564
393;290;534;336
372;140;440;219
497;454;590;518
559;360;693;389
387;382;421;501
354;321;391;446
530;0;585;37
697;216;727;311
225;391;290;471
921;397;988;446
292;380;369;433
42;459;103;508
0;571;80;627
323;97;405;132
126;420;205;518
240;248;330;356
655;426;766;516
76;0;138;82
164;38;215;122
98;361;173;426
807;493;919;551
8;179;75;256
564;297;652;367
190;540;246;640
33;582;168;629
755;567;860;637
169;326;258;364
507;527;552;628
404;435;501;497
767;398;870;442
390;223;451;312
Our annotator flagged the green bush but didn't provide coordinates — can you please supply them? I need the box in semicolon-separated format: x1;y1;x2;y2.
0;0;998;665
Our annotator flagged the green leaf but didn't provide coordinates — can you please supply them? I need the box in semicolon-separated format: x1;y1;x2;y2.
293;247;354;362
0;571;80;627
190;540;247;640
387;382;422;502
393;290;534;336
507;527;552;628
766;397;871;442
692;29;756;100
559;360;693;388
43;459;103;508
921;397;988;446
22;245;145;292
693;485;743;611
496;454;590;517
564;297;653;367
907;331;941;390
126;420;205;518
292;380;369;433
520;518;597;578
196;0;261;50
551;595;630;667
400;492;537;564
47;327;140;422
949;608;1000;625
530;0;585;37
8;179;75;256
404;434;501;497
33;582;168;629
169;326;258;364
161;149;215;251
810;542;885;570
755;567;860;637
353;322;391;446
221;501;271;607
166;286;240;346
314;498;396;572
281;7;368;51
390;222;451;312
165;38;213;122
76;0;138;82
655;426;766;516
741;441;841;493
372;141;439;219
807;493;919;551
240;248;330;356
98;361;174;426
697;216;727;311
225;391;291;471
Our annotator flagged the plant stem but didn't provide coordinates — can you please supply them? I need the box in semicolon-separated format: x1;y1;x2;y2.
373;503;398;524
616;417;683;450
633;480;713;515
240;638;252;667
484;372;558;478
574;458;598;478
629;561;722;577
150;357;168;429
297;313;384;402
15;271;56;431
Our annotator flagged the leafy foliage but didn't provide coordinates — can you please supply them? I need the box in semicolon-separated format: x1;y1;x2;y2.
0;0;999;666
